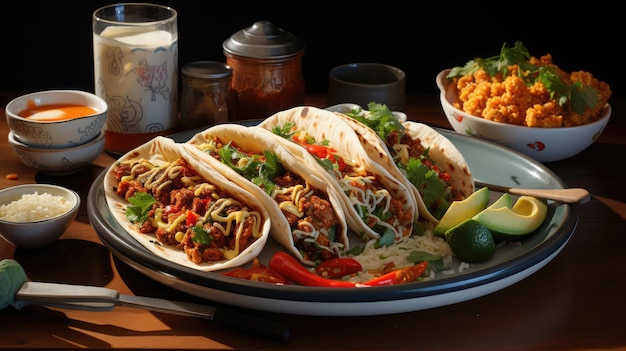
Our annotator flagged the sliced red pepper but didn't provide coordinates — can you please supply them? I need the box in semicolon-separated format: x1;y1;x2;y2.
291;134;303;144
186;210;199;227
315;257;362;279
222;258;290;285
269;252;429;288
269;252;356;288
305;144;330;158
359;261;429;287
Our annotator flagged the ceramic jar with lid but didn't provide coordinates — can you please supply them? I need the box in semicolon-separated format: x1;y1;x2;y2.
223;21;305;121
180;61;234;130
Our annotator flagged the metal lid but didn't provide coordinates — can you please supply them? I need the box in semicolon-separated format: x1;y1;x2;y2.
182;61;232;79
223;21;305;59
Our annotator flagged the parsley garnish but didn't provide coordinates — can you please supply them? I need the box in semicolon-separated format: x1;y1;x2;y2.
446;41;599;114
373;229;396;248
271;122;295;139
345;102;405;141
400;155;450;219
191;226;212;245
218;143;284;196
126;192;157;223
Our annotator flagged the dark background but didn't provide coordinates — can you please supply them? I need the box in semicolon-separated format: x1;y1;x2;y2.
2;1;621;99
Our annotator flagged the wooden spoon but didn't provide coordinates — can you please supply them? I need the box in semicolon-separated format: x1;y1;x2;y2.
475;181;590;204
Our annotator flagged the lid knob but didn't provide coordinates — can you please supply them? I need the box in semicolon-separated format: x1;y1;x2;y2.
223;20;305;59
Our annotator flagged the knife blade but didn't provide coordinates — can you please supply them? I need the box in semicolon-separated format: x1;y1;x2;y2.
14;281;289;342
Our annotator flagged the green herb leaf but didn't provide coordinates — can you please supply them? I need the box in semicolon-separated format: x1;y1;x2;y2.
407;250;442;263
261;150;284;179
191;226;212;245
374;229;396;248
314;155;334;171
347;244;365;256
400;154;450;220
345;102;405;141
218;143;283;196
272;122;295;139
126;192;157;223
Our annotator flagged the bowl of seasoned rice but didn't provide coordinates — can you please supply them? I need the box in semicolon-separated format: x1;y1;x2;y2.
436;41;612;162
0;184;80;249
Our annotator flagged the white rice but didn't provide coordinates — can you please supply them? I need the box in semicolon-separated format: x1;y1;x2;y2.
347;228;457;282
0;192;73;222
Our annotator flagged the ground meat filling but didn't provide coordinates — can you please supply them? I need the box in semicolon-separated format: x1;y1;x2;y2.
386;130;464;214
195;139;345;264
112;158;262;264
274;171;342;262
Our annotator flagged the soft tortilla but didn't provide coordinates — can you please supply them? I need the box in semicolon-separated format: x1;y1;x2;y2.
257;106;416;241
184;123;349;266
338;113;474;223
104;136;271;272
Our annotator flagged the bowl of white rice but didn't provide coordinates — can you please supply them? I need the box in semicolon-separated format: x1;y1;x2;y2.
0;184;80;249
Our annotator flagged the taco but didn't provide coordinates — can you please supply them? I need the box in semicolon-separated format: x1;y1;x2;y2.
104;136;271;271
257;106;416;245
340;103;474;223
184;124;349;266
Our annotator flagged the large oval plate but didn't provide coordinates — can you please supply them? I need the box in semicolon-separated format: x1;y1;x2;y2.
87;126;578;316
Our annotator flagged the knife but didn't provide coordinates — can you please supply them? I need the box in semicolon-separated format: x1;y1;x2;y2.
14;281;290;342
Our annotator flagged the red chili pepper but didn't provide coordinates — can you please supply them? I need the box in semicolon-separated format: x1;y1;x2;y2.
439;172;451;183
359;261;429;287
222;258;290;285
305;144;330;158
186;210;199;227
269;252;356;288
269;252;429;288
315;257;362;279
291;134;303;144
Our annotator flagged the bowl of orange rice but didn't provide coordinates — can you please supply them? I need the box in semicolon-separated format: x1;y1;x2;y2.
436;42;612;162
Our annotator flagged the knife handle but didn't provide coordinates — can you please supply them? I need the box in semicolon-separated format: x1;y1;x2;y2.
212;307;290;343
15;282;118;311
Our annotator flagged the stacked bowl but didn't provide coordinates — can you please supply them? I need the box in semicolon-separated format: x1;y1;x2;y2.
5;90;107;175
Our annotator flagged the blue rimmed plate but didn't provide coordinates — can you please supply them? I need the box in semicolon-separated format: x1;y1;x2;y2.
87;126;577;316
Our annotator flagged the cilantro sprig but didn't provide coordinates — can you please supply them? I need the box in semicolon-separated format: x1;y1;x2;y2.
218;143;284;195
271;122;295;139
126;192;157;223
400;153;451;220
345;102;405;141
191;226;212;245
446;41;599;114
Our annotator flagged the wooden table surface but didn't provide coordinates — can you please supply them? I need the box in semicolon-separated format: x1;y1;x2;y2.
1;92;625;351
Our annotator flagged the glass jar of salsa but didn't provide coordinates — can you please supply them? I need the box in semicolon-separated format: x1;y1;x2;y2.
223;21;305;121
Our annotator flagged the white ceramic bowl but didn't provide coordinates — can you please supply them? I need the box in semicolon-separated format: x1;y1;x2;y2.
325;103;408;122
0;184;80;249
8;130;105;175
5;90;107;148
436;69;612;162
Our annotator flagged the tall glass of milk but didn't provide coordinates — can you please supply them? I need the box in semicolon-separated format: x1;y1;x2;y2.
93;3;178;155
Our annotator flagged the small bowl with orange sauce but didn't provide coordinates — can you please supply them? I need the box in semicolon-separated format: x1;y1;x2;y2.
5;90;107;148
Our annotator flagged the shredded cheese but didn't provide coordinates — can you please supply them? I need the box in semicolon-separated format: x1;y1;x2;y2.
118;158;264;263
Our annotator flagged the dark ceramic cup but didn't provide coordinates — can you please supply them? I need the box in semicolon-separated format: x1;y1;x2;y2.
327;63;406;112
